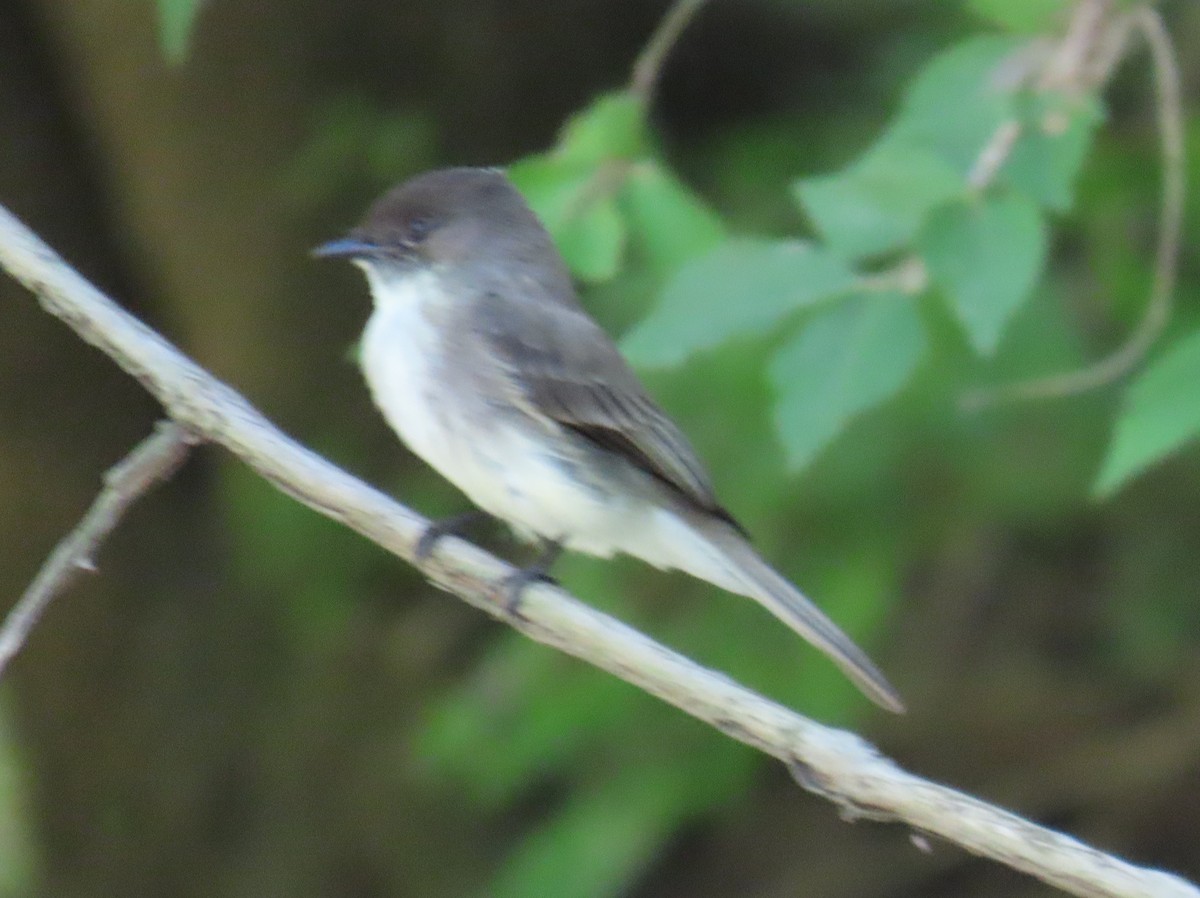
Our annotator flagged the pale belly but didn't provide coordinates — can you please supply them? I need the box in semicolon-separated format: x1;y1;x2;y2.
359;282;650;555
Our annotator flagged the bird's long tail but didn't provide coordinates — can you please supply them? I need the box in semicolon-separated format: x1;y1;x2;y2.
653;511;905;713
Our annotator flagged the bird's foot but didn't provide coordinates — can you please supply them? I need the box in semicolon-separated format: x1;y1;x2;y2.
415;510;492;560
498;540;563;616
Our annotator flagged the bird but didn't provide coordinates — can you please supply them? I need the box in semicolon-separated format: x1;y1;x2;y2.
315;166;904;713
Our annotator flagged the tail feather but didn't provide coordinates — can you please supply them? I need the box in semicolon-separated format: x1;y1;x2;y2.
655;512;905;713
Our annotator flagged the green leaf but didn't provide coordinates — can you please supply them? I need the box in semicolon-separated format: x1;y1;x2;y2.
769;292;925;470
509;156;626;283
622;239;856;368
618;161;725;276
156;0;203;64
505;91;659;281
891;35;1023;174
1094;329;1200;497
558;92;647;165
919;191;1047;354
793;35;1026;259
554;193;625;283
795;136;964;260
968;0;1068;32
1004;93;1104;212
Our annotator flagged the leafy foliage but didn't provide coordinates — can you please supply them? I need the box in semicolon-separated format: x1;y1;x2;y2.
886;36;1022;174
621;239;855;365
507;92;722;283
769;291;925;469
919;191;1047;355
1003;93;1105;210
1095;328;1200;497
795;137;963;260
626;32;1096;470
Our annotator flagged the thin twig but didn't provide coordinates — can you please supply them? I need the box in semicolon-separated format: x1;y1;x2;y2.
970;1;1093;192
0;421;192;676
0;204;1196;898
1038;0;1113;93
968;119;1025;193
969;0;1118;193
858;256;929;295
962;5;1184;408
630;0;709;104
558;0;712;230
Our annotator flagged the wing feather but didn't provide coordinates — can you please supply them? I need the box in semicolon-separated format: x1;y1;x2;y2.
473;290;741;530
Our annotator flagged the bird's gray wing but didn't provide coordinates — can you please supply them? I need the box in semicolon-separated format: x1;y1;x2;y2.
473;289;741;529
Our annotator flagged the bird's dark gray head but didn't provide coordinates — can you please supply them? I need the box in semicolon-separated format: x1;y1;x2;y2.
314;167;568;289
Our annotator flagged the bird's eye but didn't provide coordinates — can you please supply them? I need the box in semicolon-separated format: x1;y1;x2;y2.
405;216;434;244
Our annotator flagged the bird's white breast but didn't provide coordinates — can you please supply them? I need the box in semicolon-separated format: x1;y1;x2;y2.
358;266;452;469
357;266;593;542
356;264;676;558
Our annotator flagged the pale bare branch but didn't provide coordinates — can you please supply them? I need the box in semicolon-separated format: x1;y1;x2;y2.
0;421;192;675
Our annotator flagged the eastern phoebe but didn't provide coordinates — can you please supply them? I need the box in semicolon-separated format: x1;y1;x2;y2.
316;167;903;713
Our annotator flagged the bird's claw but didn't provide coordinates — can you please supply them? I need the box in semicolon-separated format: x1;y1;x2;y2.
415;511;491;560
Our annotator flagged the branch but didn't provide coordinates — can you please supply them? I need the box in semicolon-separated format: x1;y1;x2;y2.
0;207;1196;898
0;420;192;675
630;0;709;104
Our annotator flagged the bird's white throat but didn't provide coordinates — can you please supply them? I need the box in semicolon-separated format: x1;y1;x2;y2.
357;264;456;474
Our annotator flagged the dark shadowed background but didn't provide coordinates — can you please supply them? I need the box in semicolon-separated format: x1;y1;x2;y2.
0;1;1198;896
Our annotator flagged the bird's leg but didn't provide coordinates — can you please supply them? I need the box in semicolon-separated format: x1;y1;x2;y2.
500;539;564;615
415;510;493;560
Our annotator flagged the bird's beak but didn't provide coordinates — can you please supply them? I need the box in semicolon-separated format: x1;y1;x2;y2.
312;237;375;259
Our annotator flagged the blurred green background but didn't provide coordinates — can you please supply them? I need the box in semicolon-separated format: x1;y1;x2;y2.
1;1;1198;896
